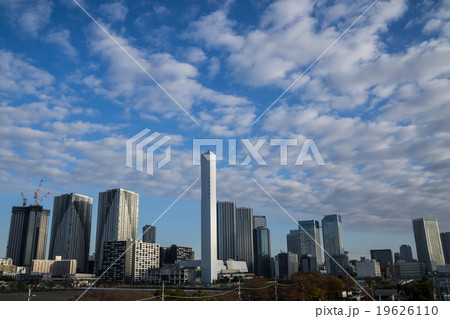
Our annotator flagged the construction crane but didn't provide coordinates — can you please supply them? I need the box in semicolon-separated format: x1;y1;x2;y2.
38;192;50;204
20;193;27;206
34;179;43;205
20;179;50;207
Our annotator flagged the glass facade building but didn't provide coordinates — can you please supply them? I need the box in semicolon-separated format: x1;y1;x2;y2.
412;218;445;272
253;227;271;277
49;193;93;273
95;188;139;273
298;220;322;270
322;214;344;274
235;207;254;272
6;205;50;267
216;200;236;261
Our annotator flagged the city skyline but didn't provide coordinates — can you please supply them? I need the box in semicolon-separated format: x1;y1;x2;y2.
1;0;450;271
2;187;434;262
4;171;449;281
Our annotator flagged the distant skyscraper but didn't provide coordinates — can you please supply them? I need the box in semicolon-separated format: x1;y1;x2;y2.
217;200;236;261
370;249;393;278
95;188;139;273
253;227;271;277
439;232;450;265
394;252;401;263
201;151;219;283
235;207;254;272
253;216;267;229
412;218;445;272
298;220;322;270
322;214;344;274
274;252;298;279
399;244;414;262
6;205;50;267
329;252;350;277
286;229;301;261
142;225;156;243
48;193;93;273
300;254;316;272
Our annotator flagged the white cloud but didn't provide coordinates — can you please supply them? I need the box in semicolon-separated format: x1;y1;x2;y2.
187;0;407;93
153;3;169;16
99;2;128;23
184;47;207;63
85;23;255;136
44;28;78;58
0;0;52;37
0;50;54;97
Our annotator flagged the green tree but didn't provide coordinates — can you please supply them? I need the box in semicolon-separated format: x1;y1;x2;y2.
402;277;435;301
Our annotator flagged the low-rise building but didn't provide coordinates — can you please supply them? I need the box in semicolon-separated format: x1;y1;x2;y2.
31;256;77;277
0;264;16;272
0;258;13;266
148;264;200;284
160;245;194;266
393;261;425;280
355;258;381;278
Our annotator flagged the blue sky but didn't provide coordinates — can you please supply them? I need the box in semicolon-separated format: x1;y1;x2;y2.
0;0;449;261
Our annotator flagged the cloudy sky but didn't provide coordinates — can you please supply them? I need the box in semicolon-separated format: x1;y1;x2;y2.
0;0;449;261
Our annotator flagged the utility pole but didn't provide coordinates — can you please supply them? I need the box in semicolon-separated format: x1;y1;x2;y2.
238;280;241;301
275;281;278;301
162;281;165;301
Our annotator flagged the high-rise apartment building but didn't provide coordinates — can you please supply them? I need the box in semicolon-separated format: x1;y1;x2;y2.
201;151;219;283
133;241;159;283
95;188;139;273
253;227;271;277
399;244;414;262
298;220;322;270
235;207;254;272
217;200;236;261
440;232;450;264
48;193;93;273
412;218;445;272
102;240;133;283
253;216;267;229
6;205;50;267
142;225;156;244
322;214;344;274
